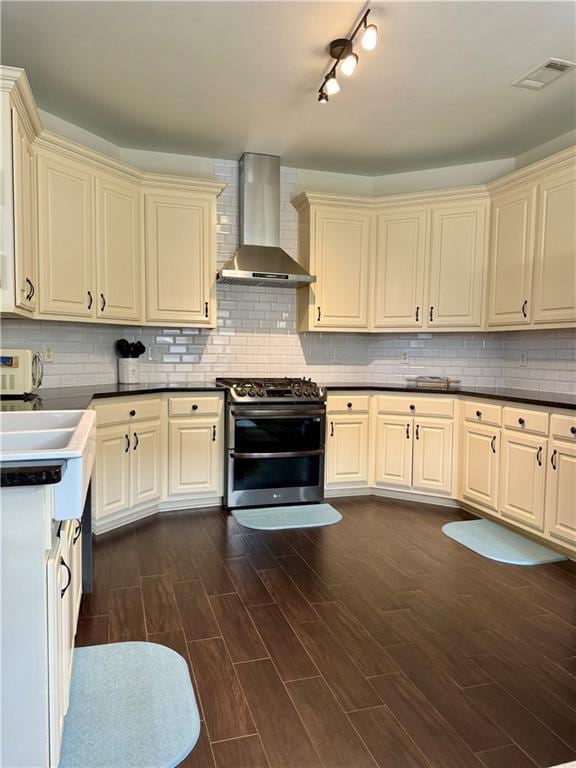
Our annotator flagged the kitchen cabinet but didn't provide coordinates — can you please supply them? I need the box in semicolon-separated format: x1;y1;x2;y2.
373;414;413;488
412;417;453;494
426;202;487;328
326;413;370;487
12;107;38;313
487;184;536;326
373;208;426;328
546;440;576;547
130;419;162;507
95;172;141;321
500;431;547;531
462;423;500;511
144;189;216;327
168;418;222;496
532;165;576;324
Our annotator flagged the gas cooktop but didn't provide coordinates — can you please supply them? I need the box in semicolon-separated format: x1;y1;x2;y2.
216;377;326;403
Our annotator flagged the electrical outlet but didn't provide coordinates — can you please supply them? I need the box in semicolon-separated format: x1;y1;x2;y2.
43;345;54;363
400;351;409;365
147;346;157;362
520;352;528;367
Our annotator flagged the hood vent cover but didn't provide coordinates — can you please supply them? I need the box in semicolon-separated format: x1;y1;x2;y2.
512;58;576;90
217;153;315;288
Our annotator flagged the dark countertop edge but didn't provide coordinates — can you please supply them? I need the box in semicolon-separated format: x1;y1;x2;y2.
1;462;64;488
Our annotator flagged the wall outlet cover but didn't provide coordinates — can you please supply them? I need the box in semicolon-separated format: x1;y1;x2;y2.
43;345;54;363
520;352;528;367
400;351;409;364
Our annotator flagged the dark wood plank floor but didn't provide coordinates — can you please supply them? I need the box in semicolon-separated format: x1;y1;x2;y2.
77;496;576;768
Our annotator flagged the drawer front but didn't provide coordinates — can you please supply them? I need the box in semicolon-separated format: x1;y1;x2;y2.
94;397;161;427
375;395;453;418
327;395;370;413
169;395;223;418
464;401;502;427
550;413;576;442
503;406;549;436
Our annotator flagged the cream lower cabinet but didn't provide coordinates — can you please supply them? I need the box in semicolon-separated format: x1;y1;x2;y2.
546;440;576;547
326;413;370;487
168;419;222;496
500;431;547;531
462;424;500;511
373;414;413;488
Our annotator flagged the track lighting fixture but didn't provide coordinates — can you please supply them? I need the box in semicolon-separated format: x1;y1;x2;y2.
317;8;377;103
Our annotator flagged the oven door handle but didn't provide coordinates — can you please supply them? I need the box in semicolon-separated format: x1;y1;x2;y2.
230;408;326;418
231;449;325;460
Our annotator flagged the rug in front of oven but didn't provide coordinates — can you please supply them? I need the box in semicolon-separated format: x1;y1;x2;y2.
232;503;342;530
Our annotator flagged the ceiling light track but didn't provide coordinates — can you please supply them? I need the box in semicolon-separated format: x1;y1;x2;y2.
318;8;378;103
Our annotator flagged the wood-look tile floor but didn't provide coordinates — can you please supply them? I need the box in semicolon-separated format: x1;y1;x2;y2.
77;497;576;768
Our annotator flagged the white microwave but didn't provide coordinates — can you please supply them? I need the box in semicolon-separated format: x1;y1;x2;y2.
0;349;43;396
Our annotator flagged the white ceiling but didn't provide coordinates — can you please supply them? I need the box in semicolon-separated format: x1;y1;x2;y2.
2;1;575;174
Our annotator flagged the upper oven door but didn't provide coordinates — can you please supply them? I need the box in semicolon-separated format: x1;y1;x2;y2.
229;406;325;455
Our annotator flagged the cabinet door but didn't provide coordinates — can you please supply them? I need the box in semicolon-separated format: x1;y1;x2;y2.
532;166;576;324
46;535;65;768
130;420;162;507
168;418;221;496
500;432;547;530
95;173;141;321
326;414;369;486
462;424;499;511
546;441;576;546
373;209;426;328
373;414;413;488
70;518;83;632
94;424;131;521
412;418;453;494
59;521;75;704
313;207;371;329
37;151;94;318
427;203;486;327
487;185;536;326
145;192;214;325
12;108;37;312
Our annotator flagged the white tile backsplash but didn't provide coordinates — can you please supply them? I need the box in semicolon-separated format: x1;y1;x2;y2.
2;159;575;393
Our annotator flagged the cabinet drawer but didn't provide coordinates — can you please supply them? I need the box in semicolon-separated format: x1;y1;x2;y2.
375;395;453;418
327;395;370;413
503;406;549;436
550;413;576;442
169;395;223;418
94;397;161;427
464;401;502;427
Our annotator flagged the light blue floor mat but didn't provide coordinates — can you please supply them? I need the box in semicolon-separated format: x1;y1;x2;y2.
442;519;566;566
232;502;342;530
59;642;200;768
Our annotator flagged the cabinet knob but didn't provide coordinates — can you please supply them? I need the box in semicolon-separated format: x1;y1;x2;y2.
129;410;136;417
192;404;198;411
410;404;416;412
518;417;525;426
476;410;482;419
347;402;352;409
571;426;576;436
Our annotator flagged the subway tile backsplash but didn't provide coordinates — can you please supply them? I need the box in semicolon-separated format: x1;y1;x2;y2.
2;160;575;393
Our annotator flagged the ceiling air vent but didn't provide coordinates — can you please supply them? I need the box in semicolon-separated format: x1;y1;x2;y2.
512;58;576;90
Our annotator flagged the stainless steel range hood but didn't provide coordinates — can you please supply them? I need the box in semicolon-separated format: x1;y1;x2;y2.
217;153;315;288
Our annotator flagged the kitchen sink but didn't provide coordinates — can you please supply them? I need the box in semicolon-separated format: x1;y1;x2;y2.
1;430;76;452
0;411;84;432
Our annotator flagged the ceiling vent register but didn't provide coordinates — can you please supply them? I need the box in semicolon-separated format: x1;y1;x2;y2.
512;58;576;90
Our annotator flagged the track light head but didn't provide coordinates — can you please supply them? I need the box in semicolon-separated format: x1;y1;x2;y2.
361;22;378;50
318;91;329;104
325;71;340;95
340;52;359;76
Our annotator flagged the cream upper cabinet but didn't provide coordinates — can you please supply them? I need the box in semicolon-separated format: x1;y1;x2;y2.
145;190;215;327
462;424;499;511
546;440;576;546
427;202;487;328
373;414;413;488
37;150;95;318
373;209;427;329
326;413;370;486
12;108;38;313
309;206;371;330
168;418;221;496
500;431;547;531
95;173;141;322
532;165;576;324
412;417;453;495
487;184;536;326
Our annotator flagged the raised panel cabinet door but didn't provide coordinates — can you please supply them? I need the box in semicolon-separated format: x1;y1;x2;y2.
70;518;83;632
500;432;547;531
145;192;214;325
532;166;576;324
373;209;426;328
130;420;162;508
95;173;141;321
487;184;536;326
373;414;413;488
412;418;453;494
93;424;131;521
313;207;371;329
462;424;499;511
46;535;65;768
59;521;75;709
427;203;486;327
168;419;220;496
546;441;576;546
326;414;369;486
12;108;37;312
37;151;95;318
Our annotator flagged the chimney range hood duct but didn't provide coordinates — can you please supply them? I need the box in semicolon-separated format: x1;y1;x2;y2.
217;153;315;288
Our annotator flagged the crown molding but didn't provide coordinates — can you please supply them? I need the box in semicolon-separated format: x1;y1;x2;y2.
293;185;490;211
0;66;42;138
140;174;227;196
487;145;576;193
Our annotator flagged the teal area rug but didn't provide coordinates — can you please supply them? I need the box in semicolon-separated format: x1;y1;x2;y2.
232;502;342;531
59;642;200;768
442;519;566;566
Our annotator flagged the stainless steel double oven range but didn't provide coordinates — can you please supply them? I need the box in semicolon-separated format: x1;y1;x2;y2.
216;378;327;509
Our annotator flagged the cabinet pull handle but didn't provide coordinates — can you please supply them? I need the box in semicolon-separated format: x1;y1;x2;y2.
133;432;139;451
518;417;525;427
212;425;216;441
521;299;528;318
317;306;321;322
429;306;434;322
87;290;93;310
205;301;209;318
25;277;34;300
73;520;82;544
536;446;542;466
330;421;334;437
29;280;35;300
100;293;106;312
491;436;496;454
60;557;72;599
406;423;410;439
125;433;130;452
415;306;420;322
415;424;420;440
551;449;558;470
476;410;482;419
